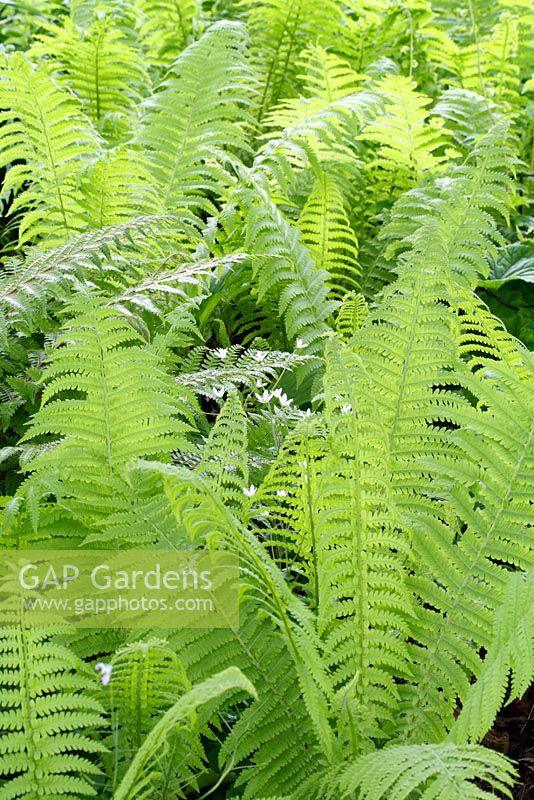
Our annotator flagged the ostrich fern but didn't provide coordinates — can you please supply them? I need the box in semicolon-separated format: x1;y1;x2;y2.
0;2;532;799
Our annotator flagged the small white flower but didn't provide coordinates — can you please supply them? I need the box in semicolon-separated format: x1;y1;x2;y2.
212;386;226;398
255;379;266;388
276;490;288;497
277;391;292;408
243;484;257;497
95;662;113;686
255;389;273;403
295;338;306;349
214;348;228;359
341;403;352;414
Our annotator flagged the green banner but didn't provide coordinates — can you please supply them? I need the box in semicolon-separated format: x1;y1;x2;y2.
0;550;239;628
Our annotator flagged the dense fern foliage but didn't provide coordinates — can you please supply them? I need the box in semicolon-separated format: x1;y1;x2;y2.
0;0;532;798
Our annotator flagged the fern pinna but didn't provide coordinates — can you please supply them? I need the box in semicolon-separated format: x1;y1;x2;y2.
0;0;532;799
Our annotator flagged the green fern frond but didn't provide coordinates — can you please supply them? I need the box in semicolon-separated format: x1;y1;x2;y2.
14;296;195;527
299;45;365;102
397;360;534;742
107;637;204;796
332;743;516;800
451;570;534;745
196;391;249;511
298;172;360;299
114;666;256;800
240;179;337;354
136;0;201;66
0;54;100;245
0;625;106;799
30;15;149;138
136;21;257;216
316;339;413;748
243;0;346;121
360;75;457;191
335;291;368;340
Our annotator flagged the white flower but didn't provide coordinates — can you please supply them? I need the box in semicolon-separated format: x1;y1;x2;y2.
341;403;352;414
95;662;113;686
276;490;288;497
243;484;257;497
212;386;226;398
214;348;228;359
295;338;306;349
255;379;266;388
255;389;273;403
276;390;292;408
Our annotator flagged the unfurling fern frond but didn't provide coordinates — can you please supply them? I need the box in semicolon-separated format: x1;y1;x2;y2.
108;638;204;796
0;625;106;799
113;667;256;800
136;21;257;216
330;743;516;800
298;172;360;299
0;54;99;245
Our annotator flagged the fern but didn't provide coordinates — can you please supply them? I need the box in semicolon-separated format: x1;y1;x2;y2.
11;296;195;529
360;75;457;193
0;624;106;799
0;54;99;245
332;743;516;799
30;15;149;138
243;0;346;121
113;666;256;800
135;21;256;216
298;172;360;299
136;0;201;66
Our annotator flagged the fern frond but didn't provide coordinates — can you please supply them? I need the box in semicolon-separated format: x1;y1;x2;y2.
31;15;149;138
451;570;534;745
0;54;100;245
335;291;368;340
243;0;346;121
298;172;360;299
136;0;201;66
240;179;337;354
360;75;457;191
332;743;516;800
0;625;106;799
114;667;256;800
196;391;249;511
177;345;311;398
0;218;167;336
316;339;413;748
14;296;195;527
397;360;534;742
136;21;257;216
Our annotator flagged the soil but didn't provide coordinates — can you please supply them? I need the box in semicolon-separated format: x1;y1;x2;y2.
484;685;534;799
